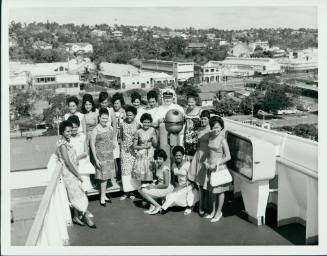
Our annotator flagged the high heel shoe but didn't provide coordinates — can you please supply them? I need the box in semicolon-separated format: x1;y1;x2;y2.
105;196;112;203
148;207;162;215
100;201;106;207
72;216;85;226
82;213;96;229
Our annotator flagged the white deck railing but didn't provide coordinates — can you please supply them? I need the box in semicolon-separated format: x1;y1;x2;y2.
25;156;72;246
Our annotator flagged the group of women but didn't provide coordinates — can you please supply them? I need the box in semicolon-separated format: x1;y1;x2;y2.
55;89;232;229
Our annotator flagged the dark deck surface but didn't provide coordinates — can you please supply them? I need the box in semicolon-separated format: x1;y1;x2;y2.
68;192;306;246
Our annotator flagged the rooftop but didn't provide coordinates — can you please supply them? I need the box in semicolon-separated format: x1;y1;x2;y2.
220;57;278;65
100;62;140;77
10;136;58;172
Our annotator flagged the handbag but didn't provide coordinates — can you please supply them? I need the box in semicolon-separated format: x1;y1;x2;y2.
210;162;232;187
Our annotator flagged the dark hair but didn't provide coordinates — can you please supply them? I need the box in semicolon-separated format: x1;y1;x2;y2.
172;145;185;156
140;113;153;123
111;92;125;106
186;91;199;101
154;148;168;161
99;107;109;117
59;120;73;135
147;90;158;101
98;91;109;104
125;105;137;116
81;94;96;114
66;96;79;106
131;91;142;103
200;110;211;119
67;115;80;127
209;115;224;130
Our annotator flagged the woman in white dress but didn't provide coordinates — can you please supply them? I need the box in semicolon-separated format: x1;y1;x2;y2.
161;146;199;215
64;96;86;134
67;115;95;192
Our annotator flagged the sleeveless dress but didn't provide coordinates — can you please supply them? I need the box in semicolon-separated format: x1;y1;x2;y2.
64;112;85;134
70;133;95;191
144;165;174;198
132;127;156;181
93;125;115;180
56;138;88;212
188;125;211;185
184;107;202;156
84;110;98;137
203;133;231;194
120;120;140;192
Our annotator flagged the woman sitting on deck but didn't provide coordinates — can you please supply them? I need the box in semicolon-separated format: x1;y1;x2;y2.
138;149;174;215
56;120;96;228
161;146;199;215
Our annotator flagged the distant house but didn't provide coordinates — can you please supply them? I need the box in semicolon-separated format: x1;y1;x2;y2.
278;48;318;71
91;29;108;37
231;43;251;57
249;40;270;52
65;43;93;54
219;40;229;46
152;34;160;39
9;72;30;94
32;41;52;50
186;42;207;51
199;92;217;107
9;36;18;48
206;33;216;40
112;31;123;38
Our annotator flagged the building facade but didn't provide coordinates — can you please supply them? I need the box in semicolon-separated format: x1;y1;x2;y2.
231;43;251;57
141;60;194;82
278;48;318;71
65;43;93;54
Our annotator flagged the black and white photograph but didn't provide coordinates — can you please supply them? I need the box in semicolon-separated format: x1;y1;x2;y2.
1;0;327;254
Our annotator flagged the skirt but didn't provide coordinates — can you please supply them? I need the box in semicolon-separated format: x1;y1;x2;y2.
132;151;154;181
143;184;174;198
122;174;141;192
162;185;199;210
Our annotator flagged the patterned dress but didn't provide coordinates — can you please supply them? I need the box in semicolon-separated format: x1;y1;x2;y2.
188;125;211;185
132;127;156;181
93;125;115;180
109;108;125;159
120;120;140;192
184;107;202;156
56;138;88;212
203;133;231;194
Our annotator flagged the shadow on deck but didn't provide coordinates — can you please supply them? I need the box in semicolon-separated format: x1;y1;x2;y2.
68;192;306;246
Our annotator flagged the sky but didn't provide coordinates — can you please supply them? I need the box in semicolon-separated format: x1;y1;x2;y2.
9;6;317;30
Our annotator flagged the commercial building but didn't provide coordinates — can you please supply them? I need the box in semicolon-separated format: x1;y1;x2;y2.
194;61;233;83
141;60;194;82
9;62;84;95
277;48;318;71
99;62;175;91
218;57;282;75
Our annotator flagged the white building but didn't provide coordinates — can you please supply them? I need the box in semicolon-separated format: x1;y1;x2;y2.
9;62;83;94
65;43;93;54
99;62;175;90
112;31;123;38
9;71;30;94
219;40;229;46
199;92;217;107
249;40;270;52
141;60;194;82
278;48;318;71
32;41;53;50
195;61;234;83
218;57;282;75
91;29;108;37
206;33;216;40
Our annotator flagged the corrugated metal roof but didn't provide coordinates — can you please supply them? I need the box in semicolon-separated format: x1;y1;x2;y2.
10;136;58;171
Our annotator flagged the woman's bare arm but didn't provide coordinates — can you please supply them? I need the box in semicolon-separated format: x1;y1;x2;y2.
219;138;231;165
59;145;81;180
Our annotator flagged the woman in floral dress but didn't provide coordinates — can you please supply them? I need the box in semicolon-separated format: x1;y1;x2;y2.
90;108;116;206
120;105;140;200
184;91;202;160
56;120;95;228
